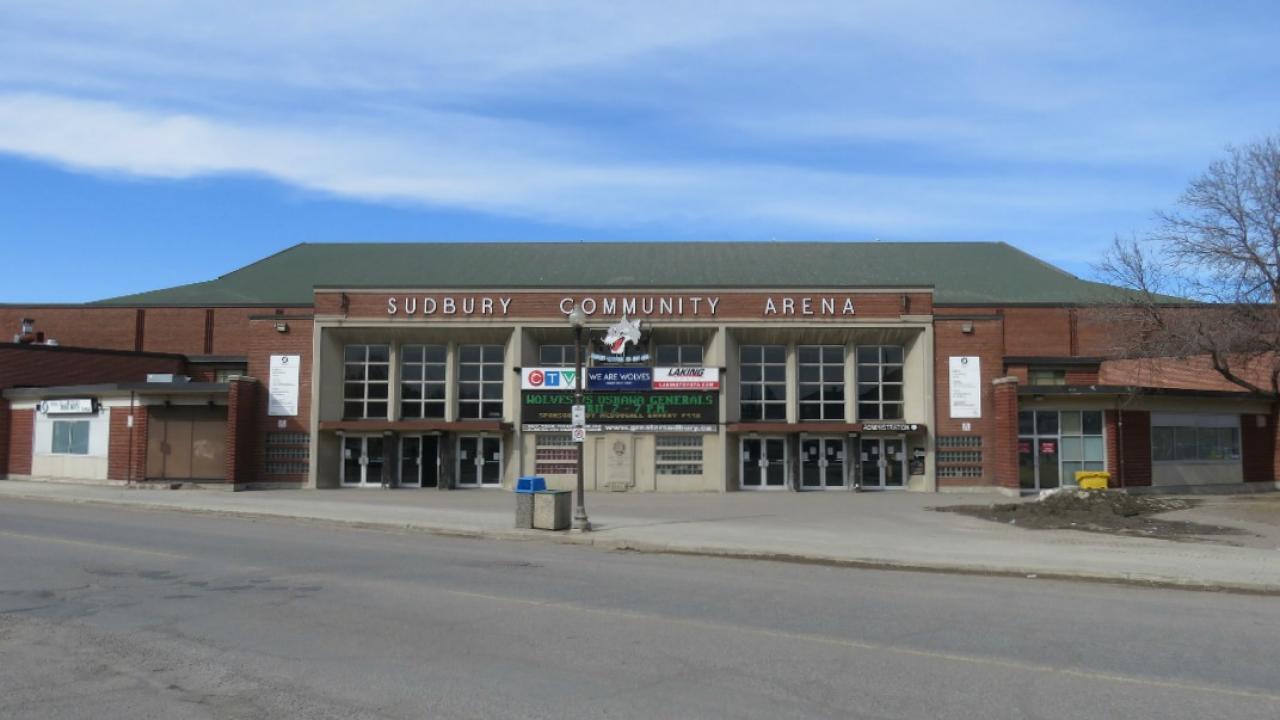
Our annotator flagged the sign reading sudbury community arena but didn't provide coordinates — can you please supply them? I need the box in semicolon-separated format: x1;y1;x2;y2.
384;295;860;318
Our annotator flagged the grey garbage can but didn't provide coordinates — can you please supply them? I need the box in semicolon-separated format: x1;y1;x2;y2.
514;493;535;529
514;476;546;529
533;490;572;531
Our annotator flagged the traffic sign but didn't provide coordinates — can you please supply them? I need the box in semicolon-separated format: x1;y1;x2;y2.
571;426;587;443
571;404;586;427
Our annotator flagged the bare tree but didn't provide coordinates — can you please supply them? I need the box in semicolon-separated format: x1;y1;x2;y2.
1096;134;1280;397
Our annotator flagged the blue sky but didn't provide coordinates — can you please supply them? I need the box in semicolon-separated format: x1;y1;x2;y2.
1;1;1277;302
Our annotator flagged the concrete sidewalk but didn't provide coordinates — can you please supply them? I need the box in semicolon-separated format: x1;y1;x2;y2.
3;480;1279;593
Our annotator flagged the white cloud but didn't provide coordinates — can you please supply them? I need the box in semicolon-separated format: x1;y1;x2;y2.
0;0;1275;249
0;92;1162;238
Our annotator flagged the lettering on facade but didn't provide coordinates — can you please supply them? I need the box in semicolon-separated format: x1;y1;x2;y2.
763;296;856;317
386;296;512;316
380;294;865;318
558;296;721;317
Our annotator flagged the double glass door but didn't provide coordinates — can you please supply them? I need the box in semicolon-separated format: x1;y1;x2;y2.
342;435;385;487
859;437;905;489
800;437;846;489
399;435;440;488
457;436;502;488
741;437;788;490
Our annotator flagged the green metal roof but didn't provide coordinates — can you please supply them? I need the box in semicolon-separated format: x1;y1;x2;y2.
93;241;1134;307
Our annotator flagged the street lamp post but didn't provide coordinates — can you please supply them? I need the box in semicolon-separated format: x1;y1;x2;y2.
569;305;592;531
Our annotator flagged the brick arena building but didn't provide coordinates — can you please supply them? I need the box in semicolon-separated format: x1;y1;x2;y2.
2;242;1276;494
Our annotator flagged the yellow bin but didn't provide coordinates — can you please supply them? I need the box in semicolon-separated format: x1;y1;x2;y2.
1075;471;1110;490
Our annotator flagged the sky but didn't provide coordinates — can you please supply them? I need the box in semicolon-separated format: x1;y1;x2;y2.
1;1;1277;303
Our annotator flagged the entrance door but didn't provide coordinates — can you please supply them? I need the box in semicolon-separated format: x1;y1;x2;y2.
859;437;906;489
800;437;846;489
399;435;440;488
740;437;787;490
341;436;385;487
458;436;502;488
145;405;228;481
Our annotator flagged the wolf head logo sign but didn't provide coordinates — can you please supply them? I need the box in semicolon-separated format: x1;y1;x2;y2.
602;315;643;355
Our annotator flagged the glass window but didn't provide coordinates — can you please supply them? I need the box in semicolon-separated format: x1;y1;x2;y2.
739;345;786;421
655;435;703;475
534;433;578;475
51;420;90;455
1056;410;1104;483
538;345;578;367
797;345;844;421
458;344;504;419
855;346;904;421
655;344;704;367
343;344;390;419
1152;417;1241;463
400;344;447;420
1028;368;1067;386
1023;410;1105;488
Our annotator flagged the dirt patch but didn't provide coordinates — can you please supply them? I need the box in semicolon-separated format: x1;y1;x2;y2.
936;491;1252;543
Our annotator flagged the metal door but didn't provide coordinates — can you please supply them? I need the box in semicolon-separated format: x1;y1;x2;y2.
341;436;385;486
740;437;787;490
800;437;846;489
859;438;906;490
458;436;502;488
399;435;441;488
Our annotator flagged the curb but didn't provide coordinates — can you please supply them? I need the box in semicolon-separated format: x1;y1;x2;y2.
5;489;1280;597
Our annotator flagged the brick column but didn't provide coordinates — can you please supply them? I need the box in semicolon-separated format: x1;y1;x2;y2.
1107;409;1157;488
108;406;149;482
1240;411;1275;483
0;398;10;478
7;408;34;477
991;376;1020;491
225;377;260;487
1272;404;1280;484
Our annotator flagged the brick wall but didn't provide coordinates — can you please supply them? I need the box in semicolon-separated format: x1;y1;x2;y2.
7;408;33;476
1240;412;1276;483
0;308;139;351
1104;410;1151;487
933;316;1005;487
0;307;268;358
139;308;209;354
1064;367;1100;385
1001;308;1072;357
0;343;186;387
244;317;314;485
107;406;149;482
225;378;260;484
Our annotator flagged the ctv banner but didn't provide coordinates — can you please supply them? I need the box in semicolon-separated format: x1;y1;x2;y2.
652;367;720;390
521;367;582;391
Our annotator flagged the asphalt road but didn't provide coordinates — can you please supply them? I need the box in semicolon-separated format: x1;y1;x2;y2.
1;498;1277;719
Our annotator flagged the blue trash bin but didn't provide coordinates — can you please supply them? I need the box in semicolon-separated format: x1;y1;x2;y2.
515;476;547;493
